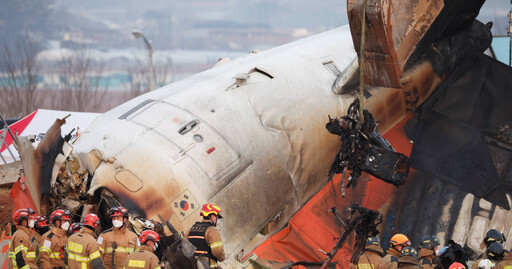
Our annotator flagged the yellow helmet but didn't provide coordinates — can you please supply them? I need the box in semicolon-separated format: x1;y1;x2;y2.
200;203;223;218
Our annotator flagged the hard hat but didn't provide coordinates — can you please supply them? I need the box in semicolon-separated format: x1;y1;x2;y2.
13;209;31;225
34;215;50;228
486;242;505;260
140;230;160;245
420;235;441;249
67;222;83;236
366;236;381;246
200;203;223;218
478;259;493;269
83;213;100;229
449;262;466;269
401;247;418;258
50;209;71;223
390;234;411;247
26;208;36;217
109;206;129;218
484;229;505;246
432;235;441;245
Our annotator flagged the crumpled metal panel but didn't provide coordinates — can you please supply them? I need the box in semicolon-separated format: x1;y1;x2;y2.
347;0;443;88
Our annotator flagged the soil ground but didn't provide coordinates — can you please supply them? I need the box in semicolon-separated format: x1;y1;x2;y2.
0;188;13;224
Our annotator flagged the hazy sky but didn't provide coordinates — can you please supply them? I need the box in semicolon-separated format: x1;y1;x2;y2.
52;0;512;36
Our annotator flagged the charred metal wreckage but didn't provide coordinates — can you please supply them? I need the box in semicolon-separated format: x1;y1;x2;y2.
9;0;512;268
326;98;410;194
281;204;382;269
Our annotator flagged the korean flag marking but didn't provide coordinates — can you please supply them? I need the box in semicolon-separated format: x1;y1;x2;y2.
170;189;198;221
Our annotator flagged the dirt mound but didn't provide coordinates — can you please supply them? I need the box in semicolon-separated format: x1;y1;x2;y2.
0;188;13;224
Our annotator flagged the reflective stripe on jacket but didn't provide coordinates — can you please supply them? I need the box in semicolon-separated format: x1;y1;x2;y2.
27;231;42;268
67;227;105;269
38;227;68;268
123;245;160;269
187;220;225;266
8;226;33;269
97;225;138;269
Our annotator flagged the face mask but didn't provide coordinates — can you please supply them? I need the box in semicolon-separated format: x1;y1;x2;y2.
61;221;70;231
29;219;35;228
112;220;123;228
154;243;159;251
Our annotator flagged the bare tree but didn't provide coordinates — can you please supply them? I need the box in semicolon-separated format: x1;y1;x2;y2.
0;37;42;117
126;50;172;99
155;57;173;88
56;46;110;112
127;55;149;99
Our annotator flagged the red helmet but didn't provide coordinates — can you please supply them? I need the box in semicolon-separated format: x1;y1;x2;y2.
449;262;466;269
34;215;50;229
109;206;129;219
67;222;83;236
200;203;223;218
140;230;160;245
83;213;100;229
13;209;31;225
50;209;71;223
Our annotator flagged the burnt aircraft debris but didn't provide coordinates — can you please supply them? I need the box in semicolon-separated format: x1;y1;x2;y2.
403;10;512;209
157;214;208;269
326;98;410;194
281;204;382;269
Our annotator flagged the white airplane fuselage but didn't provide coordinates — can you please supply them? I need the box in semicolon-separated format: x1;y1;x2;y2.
71;25;407;259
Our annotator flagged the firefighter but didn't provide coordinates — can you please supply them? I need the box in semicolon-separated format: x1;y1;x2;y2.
418;235;440;269
187;203;226;268
97;206;138;269
39;209;71;268
124;230;161;269
449;262;466;269
349;236;388;269
67;222;83;236
477;259;493;269
486;242;505;264
67;213;105;269
475;229;506;266
398;247;422;268
494;250;512;269
384;234;411;269
28;215;50;268
9;208;36;269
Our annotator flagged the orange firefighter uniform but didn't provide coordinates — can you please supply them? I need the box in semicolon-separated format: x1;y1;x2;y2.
494;252;512;269
187;220;226;268
97;226;138;269
27;230;42;269
350;244;388;269
8;225;34;269
67;227;105;269
38;227;68;268
418;248;435;269
398;255;423;269
383;248;401;269
123;245;160;269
